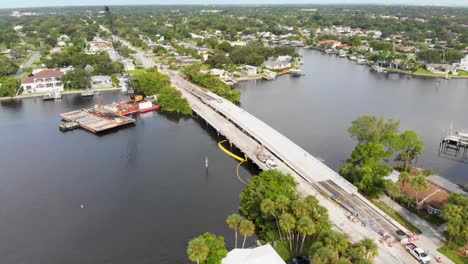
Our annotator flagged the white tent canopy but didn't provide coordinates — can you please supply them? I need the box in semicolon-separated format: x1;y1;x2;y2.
222;244;286;264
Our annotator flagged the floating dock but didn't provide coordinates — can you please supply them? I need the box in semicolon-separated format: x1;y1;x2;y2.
60;108;135;133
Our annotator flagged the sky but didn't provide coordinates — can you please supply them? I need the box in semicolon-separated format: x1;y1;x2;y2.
1;0;466;9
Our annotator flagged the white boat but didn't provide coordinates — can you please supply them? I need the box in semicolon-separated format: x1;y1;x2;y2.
81;89;100;97
372;65;387;73
357;58;367;65
349;56;357;61
43;90;62;101
324;49;335;54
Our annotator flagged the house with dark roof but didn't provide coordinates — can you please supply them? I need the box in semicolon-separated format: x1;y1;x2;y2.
21;69;64;94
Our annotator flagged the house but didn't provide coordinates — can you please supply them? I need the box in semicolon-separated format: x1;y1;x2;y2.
91;76;112;88
21;69;64;94
459;55;468;71
277;55;292;62
396;46;416;53
317;40;342;49
426;64;457;74
222;244;285;264
210;68;225;77
237;65;258;76
122;59;135;71
263;58;292;71
229;41;247;47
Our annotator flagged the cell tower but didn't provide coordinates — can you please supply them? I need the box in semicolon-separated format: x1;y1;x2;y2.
104;6;113;34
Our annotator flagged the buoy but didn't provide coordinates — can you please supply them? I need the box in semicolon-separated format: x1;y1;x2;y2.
80;204;84;208
205;156;208;168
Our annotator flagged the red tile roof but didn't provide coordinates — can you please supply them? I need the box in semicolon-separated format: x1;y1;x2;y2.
33;69;64;79
23;76;34;84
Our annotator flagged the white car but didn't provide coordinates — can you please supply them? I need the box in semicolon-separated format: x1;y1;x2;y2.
405;243;431;264
265;159;278;169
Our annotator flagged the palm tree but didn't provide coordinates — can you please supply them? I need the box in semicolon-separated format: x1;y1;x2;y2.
297;216;316;253
385;181;401;211
411;174;428;209
279;213;296;252
324;231;350;260
187;237;210;264
260;198;283;241
398;172;410;189
441;204;464;246
356;238;379;260
291;199;310;218
226;213;242;248
239;219;255;248
275;195;290;214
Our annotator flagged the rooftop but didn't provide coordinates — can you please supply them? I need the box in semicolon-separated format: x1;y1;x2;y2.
222;244;285;264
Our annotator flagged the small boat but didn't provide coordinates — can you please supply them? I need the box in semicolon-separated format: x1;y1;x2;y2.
371;65;387;73
349;56;357;61
59;121;80;132
324;49;335;54
357;58;367;65
43;90;62;101
290;69;304;77
81;89;100;97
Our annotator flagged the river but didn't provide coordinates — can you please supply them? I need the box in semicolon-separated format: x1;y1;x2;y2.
0;48;467;263
238;48;468;186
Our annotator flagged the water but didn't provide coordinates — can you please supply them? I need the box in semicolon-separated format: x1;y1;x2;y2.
0;93;254;263
237;48;468;186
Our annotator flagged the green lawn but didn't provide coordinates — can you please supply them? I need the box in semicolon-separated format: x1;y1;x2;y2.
438;245;468;264
371;199;422;234
458;70;468;76
127;68;147;75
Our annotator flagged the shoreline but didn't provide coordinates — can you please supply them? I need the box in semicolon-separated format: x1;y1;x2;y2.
307;47;468;80
0;87;122;102
235;66;300;82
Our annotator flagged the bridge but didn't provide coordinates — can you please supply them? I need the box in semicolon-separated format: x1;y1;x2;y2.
168;72;410;238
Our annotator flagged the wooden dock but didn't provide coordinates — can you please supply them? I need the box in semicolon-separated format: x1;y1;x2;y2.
60;108;135;133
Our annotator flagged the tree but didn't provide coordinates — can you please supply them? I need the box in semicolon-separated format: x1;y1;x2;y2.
187;237;210;264
207;50;231;68
157;86;192;115
0;77;20;97
61;69;91;89
279;213;296;251
296;216;315;253
131;70;171;96
226;213;242;248
239;219;255;248
441;194;468;251
312;247;336;264
411;174;428;209
354;238;378;260
199;232;228;264
348;115;400;144
339;142;392;197
398;172;411;189
385;181;401;211
0;56;19;76
260;198;282;241
397;130;424;170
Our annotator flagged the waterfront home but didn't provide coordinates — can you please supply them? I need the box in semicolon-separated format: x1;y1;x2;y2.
426;63;457;74
237;65;258;76
263;58;292;71
222;244;285;264
173;56;201;67
460;55;468;71
210;68;225;77
91;76;112;88
277;55;292;62
396;46;416;53
21;69;64;94
317;40;342;49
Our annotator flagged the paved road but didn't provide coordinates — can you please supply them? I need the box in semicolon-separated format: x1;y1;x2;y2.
14;51;40;79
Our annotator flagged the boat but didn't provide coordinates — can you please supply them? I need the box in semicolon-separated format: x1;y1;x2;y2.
59;121;80;132
349;56;357;61
290;69;304;77
371;65;388;73
81;89;100;97
43;90;62;101
357;58;367;65
324;49;335;54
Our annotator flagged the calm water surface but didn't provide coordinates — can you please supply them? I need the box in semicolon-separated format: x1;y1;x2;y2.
0;93;254;263
238;48;468;186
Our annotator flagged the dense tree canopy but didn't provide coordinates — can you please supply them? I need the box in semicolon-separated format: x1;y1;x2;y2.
0;77;20;97
0;56;19;76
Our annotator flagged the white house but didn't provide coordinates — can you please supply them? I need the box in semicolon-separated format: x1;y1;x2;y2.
263;58;292;71
460;55;468;71
21;69;64;94
222;244;285;264
210;68;226;77
237;65;258;76
426;64;457;74
91;76;112;88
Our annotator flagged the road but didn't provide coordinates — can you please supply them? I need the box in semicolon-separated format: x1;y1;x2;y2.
14;51;40;79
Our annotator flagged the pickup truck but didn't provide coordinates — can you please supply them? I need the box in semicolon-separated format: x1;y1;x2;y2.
405;243;431;263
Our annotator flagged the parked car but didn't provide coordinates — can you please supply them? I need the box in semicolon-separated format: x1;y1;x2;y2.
405;243;431;263
287;256;311;264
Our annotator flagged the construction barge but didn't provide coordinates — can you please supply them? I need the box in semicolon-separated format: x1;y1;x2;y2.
60;107;135;133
